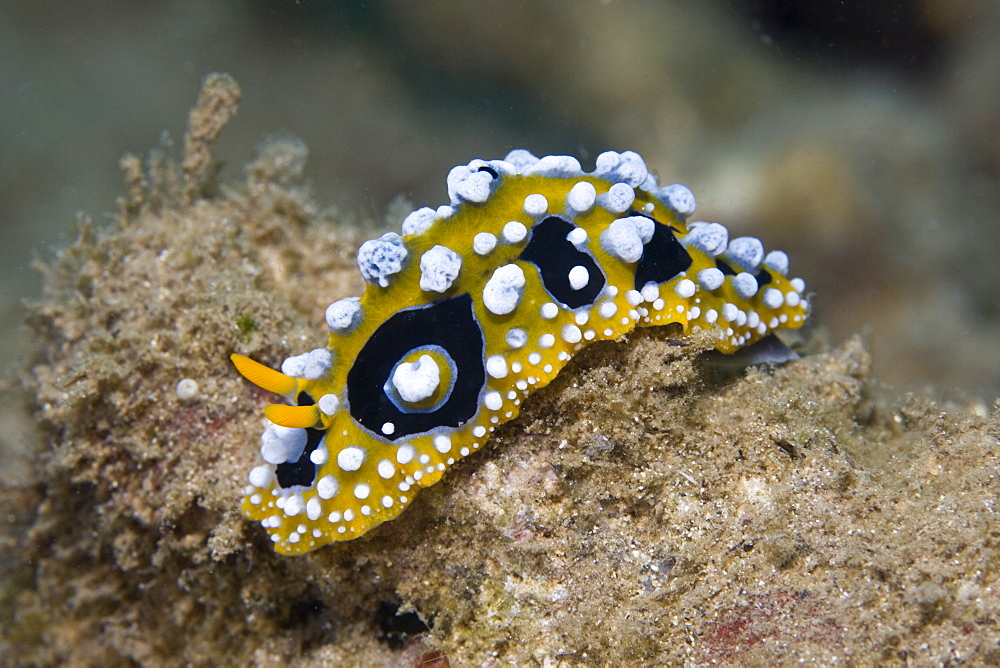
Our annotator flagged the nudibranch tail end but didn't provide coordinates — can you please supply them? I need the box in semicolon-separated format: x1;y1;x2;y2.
232;149;809;555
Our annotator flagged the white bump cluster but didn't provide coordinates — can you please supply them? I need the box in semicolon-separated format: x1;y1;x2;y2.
260;424;307;466
357;232;407;288
697;268;724;291
763;288;785;309
502;221;528;244
597;182;636;214
447;165;493;204
726;236;764;271
337;445;366;472
506;327;528;348
656;183;696;218
593;150;648;187
318;393;340;415
486;354;508;379
568;265;590;290
523;194;548;217
396;443;415;464
503;149;540;172
446;160;513;205
674;278;696;299
248;465;273;489
401;207;438;236
419;244;462;293
683;222;728;256
310;439;329;465
732;272;759;300
562;324;582;344
326;298;362;333
391;354;441;403
522;155;583;178
433;435;452;453
473;232;497;255
281;347;332;380
566;181;597;213
763;250;789;276
317;474;339;500
566;226;588;247
483;264;526;315
600;216;653;263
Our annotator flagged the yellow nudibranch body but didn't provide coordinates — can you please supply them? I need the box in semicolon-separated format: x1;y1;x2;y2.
232;150;809;555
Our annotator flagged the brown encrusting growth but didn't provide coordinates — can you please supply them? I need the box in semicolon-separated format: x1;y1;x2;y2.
2;75;999;666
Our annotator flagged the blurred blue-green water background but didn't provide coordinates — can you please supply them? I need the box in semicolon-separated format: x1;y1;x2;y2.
2;0;999;398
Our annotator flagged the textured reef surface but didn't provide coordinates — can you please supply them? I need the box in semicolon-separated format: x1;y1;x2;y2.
2;76;999;666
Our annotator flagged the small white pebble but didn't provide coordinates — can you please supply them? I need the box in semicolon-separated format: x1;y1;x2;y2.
176;379;198;401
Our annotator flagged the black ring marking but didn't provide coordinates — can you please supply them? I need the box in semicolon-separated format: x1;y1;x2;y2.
633;217;693;291
346;294;485;441
519;216;605;309
275;392;324;489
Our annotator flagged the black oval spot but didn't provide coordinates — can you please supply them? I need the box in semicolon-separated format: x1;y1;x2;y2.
477;165;499;178
519;216;605;309
756;267;773;287
346;294;485;440
634;220;693;291
716;259;737;276
275;392;324;489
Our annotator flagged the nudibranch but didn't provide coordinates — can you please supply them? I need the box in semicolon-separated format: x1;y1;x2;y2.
232;150;809;554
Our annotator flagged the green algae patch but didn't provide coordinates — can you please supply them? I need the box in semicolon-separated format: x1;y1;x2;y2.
3;75;1000;666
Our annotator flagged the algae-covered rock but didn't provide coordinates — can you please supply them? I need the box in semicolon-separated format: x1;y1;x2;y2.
3;74;999;666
